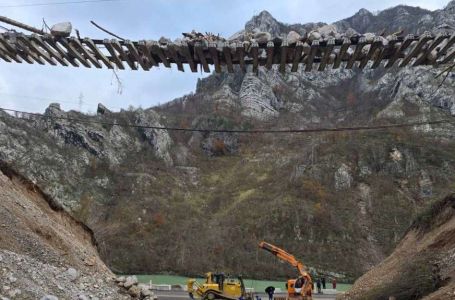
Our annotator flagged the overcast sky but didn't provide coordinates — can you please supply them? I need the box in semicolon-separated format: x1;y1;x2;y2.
0;0;451;113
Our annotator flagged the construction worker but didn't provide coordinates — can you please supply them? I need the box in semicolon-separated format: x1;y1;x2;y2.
316;279;322;294
265;286;275;300
321;277;326;290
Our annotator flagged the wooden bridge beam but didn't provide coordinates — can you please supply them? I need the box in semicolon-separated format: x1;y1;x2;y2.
17;34;56;66
194;42;210;73
280;40;289;74
386;34;415;68
319;38;334;71
59;38;91;68
44;36;79;67
125;40;149;71
251;42;259;74
223;42;234;73
400;32;432;67
346;37;366;69
103;39;124;69
266;41;274;70
84;38;113;69
208;42;221;73
291;41;304;72
237;42;246;72
333;38;350;69
413;33;448;66
70;37;102;68
178;41;197;72
31;34;68;66
305;40;319;72
167;44;184;72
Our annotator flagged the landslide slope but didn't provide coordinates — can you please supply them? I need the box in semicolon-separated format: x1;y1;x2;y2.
0;164;128;299
338;194;455;300
1;1;455;281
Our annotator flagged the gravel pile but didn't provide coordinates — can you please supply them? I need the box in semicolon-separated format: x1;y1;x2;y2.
0;250;129;300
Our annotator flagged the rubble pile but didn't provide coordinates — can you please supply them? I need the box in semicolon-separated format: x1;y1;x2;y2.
115;276;157;300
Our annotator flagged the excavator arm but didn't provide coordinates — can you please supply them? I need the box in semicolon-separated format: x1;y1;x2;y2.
258;242;309;278
258;241;313;298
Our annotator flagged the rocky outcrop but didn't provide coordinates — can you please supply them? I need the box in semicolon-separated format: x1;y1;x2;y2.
240;72;279;120
115;276;156;300
135;109;173;165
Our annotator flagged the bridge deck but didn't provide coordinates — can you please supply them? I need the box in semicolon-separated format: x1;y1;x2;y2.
0;31;454;73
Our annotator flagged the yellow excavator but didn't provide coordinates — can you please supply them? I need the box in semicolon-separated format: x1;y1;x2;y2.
187;272;252;300
259;241;313;300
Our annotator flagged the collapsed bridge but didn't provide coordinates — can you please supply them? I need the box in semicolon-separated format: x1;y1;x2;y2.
0;28;454;73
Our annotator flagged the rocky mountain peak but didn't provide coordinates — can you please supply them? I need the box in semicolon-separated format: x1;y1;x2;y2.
245;10;283;37
446;0;455;11
356;8;373;16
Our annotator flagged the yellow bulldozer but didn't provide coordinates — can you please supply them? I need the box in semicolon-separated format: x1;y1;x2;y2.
187;272;252;300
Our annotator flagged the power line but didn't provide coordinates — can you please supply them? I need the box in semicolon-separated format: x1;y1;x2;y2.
0;0;125;8
1;107;455;134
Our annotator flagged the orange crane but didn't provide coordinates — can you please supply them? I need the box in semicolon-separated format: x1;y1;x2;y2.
258;242;313;300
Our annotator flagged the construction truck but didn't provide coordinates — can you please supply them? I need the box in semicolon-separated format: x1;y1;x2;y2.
187;272;252;300
259;242;313;300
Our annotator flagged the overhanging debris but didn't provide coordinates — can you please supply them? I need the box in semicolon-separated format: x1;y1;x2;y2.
0;17;454;73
